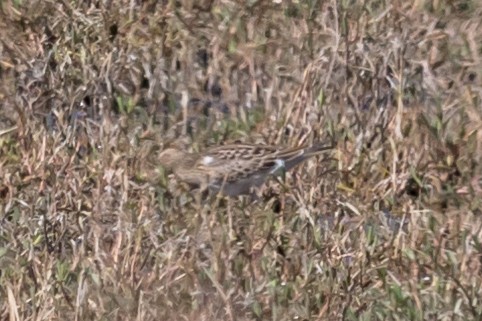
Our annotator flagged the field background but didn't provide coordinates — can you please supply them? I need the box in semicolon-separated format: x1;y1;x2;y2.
1;0;482;320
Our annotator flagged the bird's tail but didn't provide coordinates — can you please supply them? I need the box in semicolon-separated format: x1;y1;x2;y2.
282;140;335;171
303;141;335;157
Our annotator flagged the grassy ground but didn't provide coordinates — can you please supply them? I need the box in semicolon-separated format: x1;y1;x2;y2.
1;0;482;320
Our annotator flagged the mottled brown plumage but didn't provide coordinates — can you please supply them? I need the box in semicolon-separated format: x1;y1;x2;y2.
159;142;333;196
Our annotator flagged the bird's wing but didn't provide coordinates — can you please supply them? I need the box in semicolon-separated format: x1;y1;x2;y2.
194;142;333;182
194;144;285;182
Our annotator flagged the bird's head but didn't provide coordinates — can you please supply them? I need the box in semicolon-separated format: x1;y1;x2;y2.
158;148;187;170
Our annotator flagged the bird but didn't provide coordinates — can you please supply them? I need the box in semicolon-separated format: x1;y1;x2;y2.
158;141;333;196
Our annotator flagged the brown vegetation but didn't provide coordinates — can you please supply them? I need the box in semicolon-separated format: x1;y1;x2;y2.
1;0;481;320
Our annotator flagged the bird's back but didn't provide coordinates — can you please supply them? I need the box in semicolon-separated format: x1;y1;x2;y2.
196;143;332;190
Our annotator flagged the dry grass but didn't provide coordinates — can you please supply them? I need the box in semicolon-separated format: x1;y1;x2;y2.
1;0;482;320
